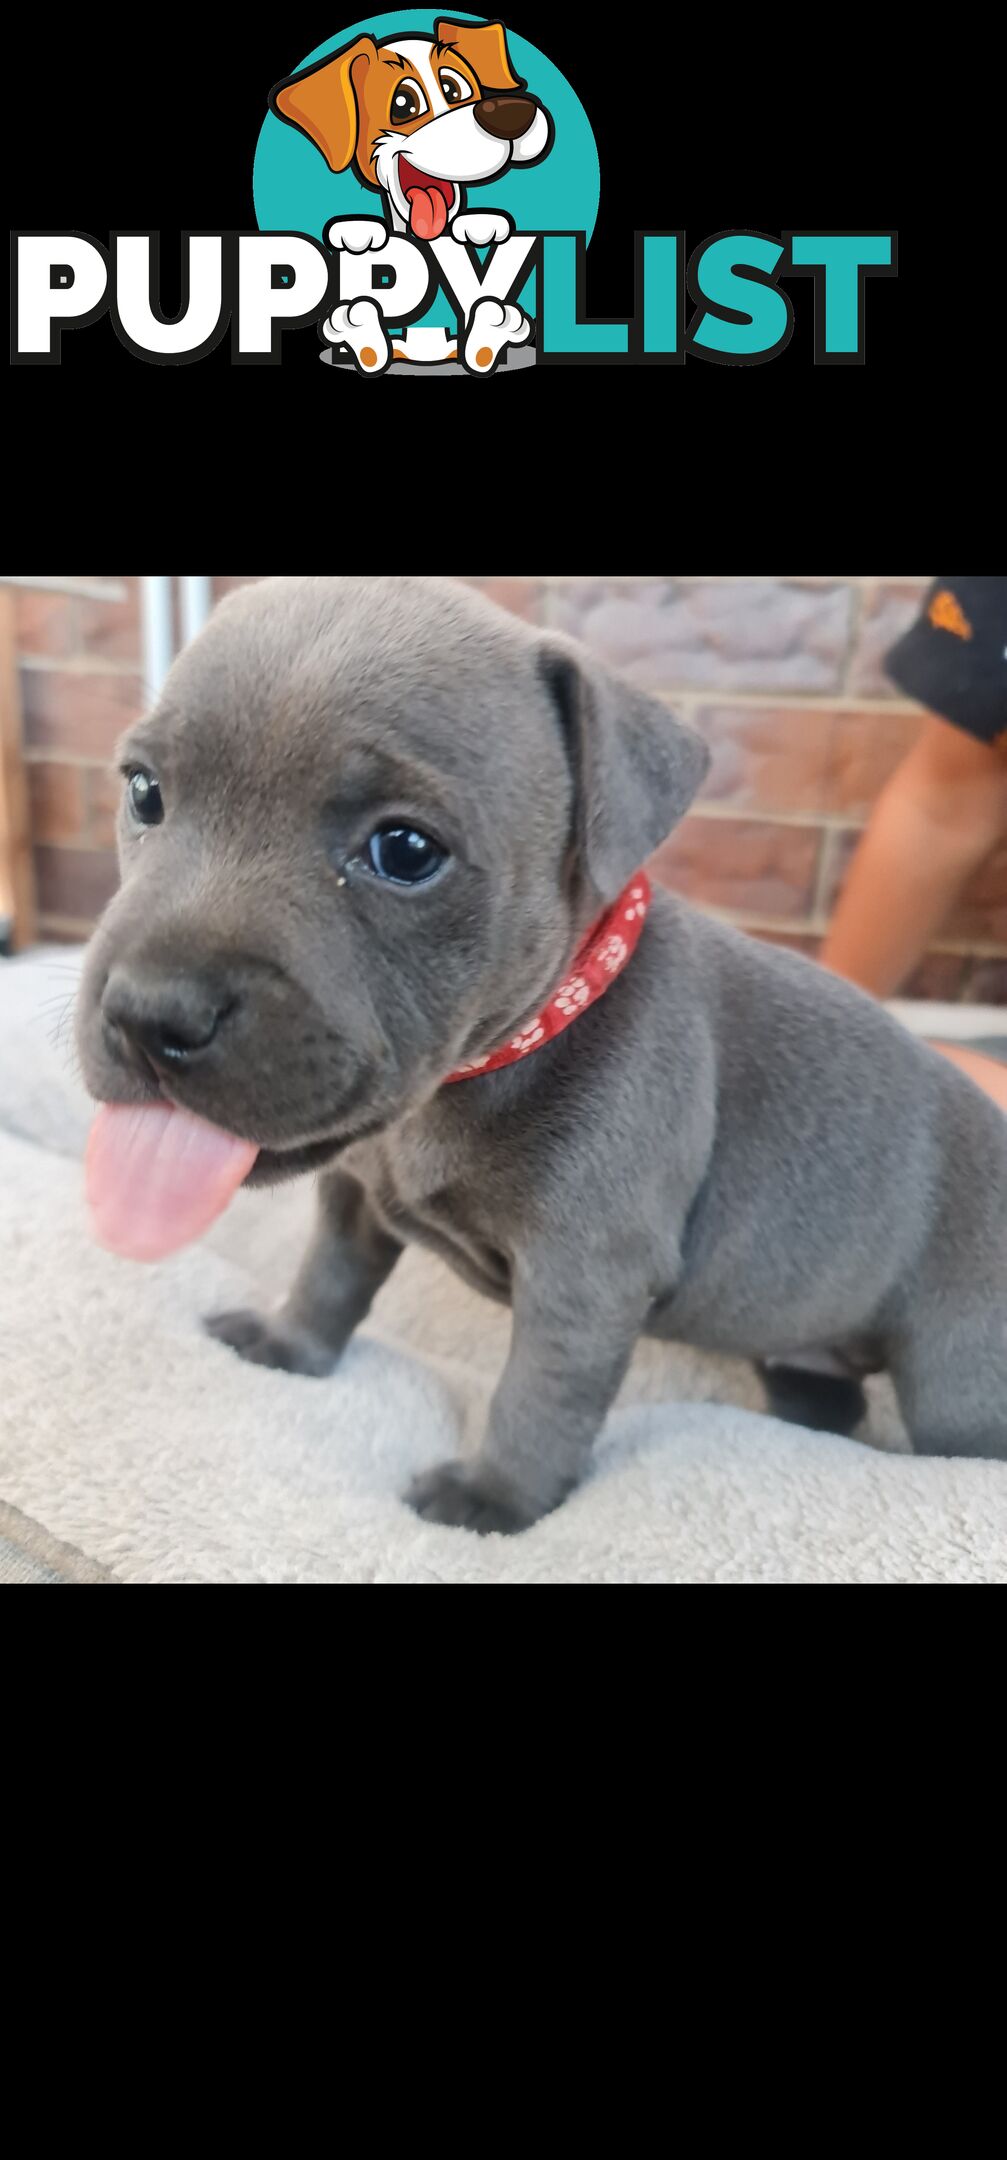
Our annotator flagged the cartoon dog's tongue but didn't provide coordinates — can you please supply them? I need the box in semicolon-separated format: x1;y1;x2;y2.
86;1102;259;1261
405;179;451;241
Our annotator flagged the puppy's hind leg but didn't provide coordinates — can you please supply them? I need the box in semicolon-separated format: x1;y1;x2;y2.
891;1310;1007;1461
462;298;531;375
323;299;391;375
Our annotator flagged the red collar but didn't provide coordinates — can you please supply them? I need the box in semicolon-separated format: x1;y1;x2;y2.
444;871;652;1083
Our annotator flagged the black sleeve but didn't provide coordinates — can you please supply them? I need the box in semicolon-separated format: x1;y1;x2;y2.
884;576;1007;749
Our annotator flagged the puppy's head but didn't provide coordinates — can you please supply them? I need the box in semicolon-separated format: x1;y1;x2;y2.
75;578;707;1184
270;19;553;239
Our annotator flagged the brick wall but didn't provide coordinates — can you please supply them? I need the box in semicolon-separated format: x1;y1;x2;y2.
5;574;1006;1002
8;577;144;936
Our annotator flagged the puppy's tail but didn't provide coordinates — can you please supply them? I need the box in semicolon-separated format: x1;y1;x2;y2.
758;1360;867;1437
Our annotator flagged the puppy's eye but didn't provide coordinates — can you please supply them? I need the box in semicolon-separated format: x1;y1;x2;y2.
439;69;470;105
126;770;163;825
366;826;446;885
390;79;427;122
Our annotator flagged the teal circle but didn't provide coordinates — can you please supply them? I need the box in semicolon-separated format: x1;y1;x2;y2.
253;12;599;331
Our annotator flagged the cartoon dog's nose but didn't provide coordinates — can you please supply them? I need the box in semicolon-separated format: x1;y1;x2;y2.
102;968;234;1071
474;94;539;141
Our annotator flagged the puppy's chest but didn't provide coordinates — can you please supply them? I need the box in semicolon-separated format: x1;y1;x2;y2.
342;1129;513;1302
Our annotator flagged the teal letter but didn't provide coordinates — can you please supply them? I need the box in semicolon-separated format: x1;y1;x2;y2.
789;234;893;353
642;234;678;355
540;235;628;355
690;235;789;357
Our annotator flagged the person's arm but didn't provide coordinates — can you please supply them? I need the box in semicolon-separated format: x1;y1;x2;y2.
820;714;1007;997
927;1042;1007;1113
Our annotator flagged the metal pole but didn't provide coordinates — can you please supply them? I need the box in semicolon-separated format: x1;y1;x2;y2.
140;575;175;696
179;575;212;647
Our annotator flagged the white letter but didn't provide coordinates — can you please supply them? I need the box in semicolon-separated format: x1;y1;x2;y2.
236;235;330;356
115;234;224;357
337;235;432;321
15;234;107;356
428;234;535;318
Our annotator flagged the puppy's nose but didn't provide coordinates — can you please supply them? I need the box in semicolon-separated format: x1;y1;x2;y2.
102;968;234;1071
474;94;539;141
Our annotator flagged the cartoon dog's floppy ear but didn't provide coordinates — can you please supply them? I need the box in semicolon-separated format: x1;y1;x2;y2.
539;637;711;904
269;35;377;172
434;17;524;92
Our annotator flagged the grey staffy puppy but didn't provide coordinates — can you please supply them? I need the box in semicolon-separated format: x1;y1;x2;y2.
76;576;1007;1532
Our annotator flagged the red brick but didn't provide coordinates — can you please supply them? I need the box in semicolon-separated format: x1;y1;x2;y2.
962;957;1007;1005
821;824;1007;949
649;816;821;920
86;765;124;848
826;706;923;818
945;839;1007;946
817;826;864;917
693;704;926;823
12;589;77;658
900;952;968;1000
26;762;87;844
20;669;146;758
212;577;262;602
695;704;834;816
77;581;142;664
847;583;929;698
34;846;119;922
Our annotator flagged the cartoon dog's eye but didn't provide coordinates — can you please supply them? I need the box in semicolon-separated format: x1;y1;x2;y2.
125;770;164;826
390;79;428;123
366;826;447;885
438;69;471;105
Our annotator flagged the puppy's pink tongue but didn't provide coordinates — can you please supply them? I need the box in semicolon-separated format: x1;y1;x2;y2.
85;1103;259;1261
407;186;448;241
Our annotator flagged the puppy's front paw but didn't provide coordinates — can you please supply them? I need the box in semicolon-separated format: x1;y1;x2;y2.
204;1308;338;1377
323;217;389;253
405;1459;542;1536
450;210;513;246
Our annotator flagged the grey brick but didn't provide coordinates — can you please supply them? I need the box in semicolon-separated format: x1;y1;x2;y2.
543;579;852;692
848;582;928;697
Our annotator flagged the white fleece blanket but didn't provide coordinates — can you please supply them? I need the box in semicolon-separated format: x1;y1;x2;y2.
1;949;1005;1584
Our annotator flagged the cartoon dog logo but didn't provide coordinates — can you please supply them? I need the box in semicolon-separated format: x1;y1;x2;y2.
269;17;554;373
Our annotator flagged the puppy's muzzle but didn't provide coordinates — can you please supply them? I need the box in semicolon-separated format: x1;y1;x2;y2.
102;966;235;1075
474;94;539;141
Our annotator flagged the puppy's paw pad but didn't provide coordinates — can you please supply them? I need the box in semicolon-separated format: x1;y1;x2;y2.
204;1309;334;1376
451;210;513;246
323;217;388;253
405;1460;538;1536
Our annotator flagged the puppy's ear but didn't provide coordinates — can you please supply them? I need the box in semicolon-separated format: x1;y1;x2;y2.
434;18;524;92
269;35;376;172
539;638;710;903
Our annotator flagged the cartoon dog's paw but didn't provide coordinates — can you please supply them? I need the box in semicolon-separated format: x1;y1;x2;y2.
204;1307;339;1377
462;297;531;374
322;298;391;374
405;1459;542;1535
323;216;389;253
450;210;514;246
